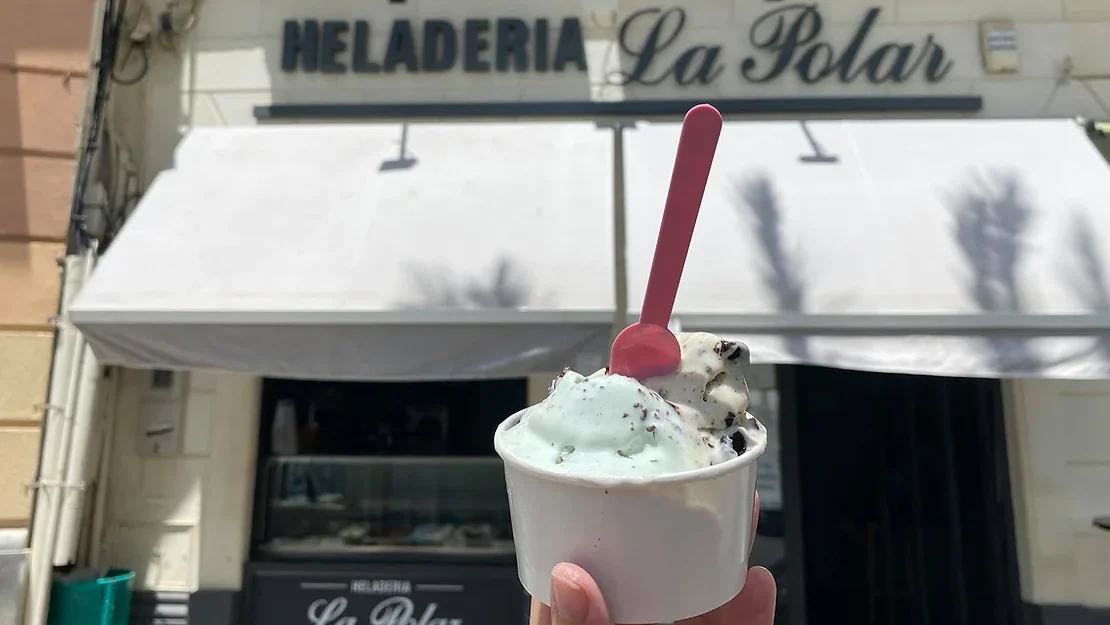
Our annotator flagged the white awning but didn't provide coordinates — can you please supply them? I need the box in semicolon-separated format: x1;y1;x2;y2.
625;118;1110;379
70;122;615;380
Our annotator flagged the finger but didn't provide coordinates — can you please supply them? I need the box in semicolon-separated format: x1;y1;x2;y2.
530;598;552;625
550;562;613;625
676;566;776;625
726;566;777;625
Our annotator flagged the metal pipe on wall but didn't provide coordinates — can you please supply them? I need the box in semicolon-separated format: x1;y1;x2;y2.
23;253;91;625
54;247;101;566
25;0;116;616
16;257;80;625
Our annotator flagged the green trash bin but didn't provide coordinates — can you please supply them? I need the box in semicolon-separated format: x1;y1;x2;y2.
47;568;135;625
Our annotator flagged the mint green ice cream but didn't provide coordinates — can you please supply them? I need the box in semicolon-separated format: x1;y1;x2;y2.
498;332;763;479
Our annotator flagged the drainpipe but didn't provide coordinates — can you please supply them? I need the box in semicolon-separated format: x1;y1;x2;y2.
54;245;101;566
24;0;115;618
23;252;93;625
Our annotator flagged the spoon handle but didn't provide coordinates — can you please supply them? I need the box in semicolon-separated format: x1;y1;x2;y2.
640;103;723;328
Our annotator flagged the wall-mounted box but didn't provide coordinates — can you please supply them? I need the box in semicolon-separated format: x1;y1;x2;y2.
136;370;188;457
980;20;1020;74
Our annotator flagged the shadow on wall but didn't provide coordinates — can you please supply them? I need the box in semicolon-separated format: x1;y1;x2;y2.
949;173;1042;374
397;256;536;309
378;124;418;172
732;175;812;361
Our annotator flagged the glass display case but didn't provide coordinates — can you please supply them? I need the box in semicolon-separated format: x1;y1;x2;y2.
258;455;514;558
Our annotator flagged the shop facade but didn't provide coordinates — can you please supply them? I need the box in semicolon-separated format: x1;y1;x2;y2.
36;0;1110;624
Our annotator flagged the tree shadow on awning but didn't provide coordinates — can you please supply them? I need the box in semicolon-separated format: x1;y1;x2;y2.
733;175;812;362
397;256;536;309
1063;211;1110;369
953;175;1110;375
950;172;1042;374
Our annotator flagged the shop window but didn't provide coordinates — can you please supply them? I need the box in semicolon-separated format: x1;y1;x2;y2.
747;365;790;625
253;378;525;559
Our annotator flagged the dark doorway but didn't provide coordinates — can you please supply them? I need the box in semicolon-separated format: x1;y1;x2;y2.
780;366;1023;625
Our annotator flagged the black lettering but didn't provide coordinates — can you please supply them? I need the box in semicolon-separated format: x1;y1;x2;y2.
383;20;418;72
740;4;821;83
863;43;925;83
535;19;550;71
672;46;723;85
923;36;954;81
464;19;492;72
320;21;348;73
738;4;954;85
352;21;381;73
282;20;319;72
553;18;587;71
833;7;880;82
795;43;835;83
892;44;930;81
614;8;685;85
422;20;457;71
496;18;529;71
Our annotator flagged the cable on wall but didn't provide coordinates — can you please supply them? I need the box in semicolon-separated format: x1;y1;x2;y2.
69;0;130;252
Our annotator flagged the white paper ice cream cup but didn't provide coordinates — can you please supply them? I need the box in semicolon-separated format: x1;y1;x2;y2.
494;409;767;624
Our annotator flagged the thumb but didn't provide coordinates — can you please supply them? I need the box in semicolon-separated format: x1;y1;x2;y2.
550;563;613;625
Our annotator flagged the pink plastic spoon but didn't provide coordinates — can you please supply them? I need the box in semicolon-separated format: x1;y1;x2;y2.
609;103;723;380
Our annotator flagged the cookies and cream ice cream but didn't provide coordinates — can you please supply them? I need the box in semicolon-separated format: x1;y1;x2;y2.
497;332;763;479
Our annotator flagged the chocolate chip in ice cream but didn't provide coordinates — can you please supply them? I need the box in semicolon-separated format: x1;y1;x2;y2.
719;340;750;365
729;432;748;455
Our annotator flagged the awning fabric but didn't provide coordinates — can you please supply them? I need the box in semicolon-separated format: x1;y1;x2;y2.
69;123;615;380
625;119;1110;379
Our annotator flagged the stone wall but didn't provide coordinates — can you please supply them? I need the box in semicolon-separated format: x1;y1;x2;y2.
0;0;94;529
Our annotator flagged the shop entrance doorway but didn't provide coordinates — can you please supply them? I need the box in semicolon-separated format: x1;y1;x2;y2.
781;366;1024;625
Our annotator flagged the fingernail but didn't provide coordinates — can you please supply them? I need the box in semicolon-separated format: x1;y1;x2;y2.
551;568;589;624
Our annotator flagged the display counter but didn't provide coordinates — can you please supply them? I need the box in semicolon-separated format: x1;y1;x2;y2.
248;455;527;624
257;456;514;559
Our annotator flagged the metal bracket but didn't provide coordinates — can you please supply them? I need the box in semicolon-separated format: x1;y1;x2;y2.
25;480;88;494
35;403;68;418
47;315;71;329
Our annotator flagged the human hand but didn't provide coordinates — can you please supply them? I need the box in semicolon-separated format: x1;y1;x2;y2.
528;493;776;625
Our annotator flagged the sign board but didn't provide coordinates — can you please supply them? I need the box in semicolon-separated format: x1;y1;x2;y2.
281;4;954;88
248;564;527;625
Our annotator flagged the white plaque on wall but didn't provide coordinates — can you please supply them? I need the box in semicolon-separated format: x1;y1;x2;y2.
136;370;186;456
